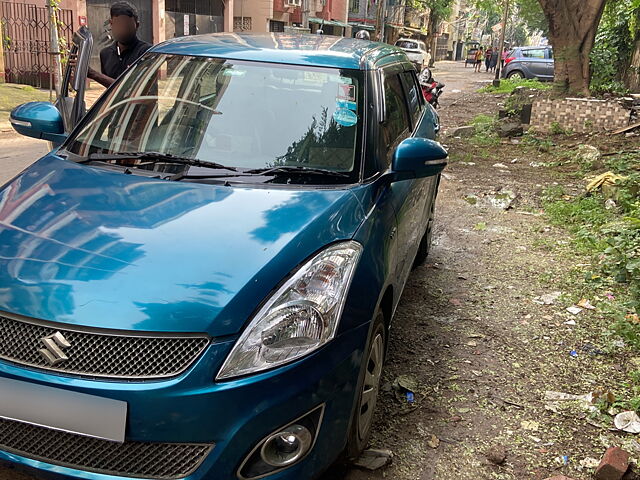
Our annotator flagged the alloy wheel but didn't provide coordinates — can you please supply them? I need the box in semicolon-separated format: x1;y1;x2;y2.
357;332;384;440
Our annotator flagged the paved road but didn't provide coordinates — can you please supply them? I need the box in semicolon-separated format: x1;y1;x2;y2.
0;60;491;480
431;59;496;95
0;136;48;185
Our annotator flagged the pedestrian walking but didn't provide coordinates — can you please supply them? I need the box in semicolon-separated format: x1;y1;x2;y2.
474;47;484;73
501;47;509;70
485;47;493;72
490;48;499;72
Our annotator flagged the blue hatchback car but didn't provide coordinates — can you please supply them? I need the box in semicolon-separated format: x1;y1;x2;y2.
2;33;446;480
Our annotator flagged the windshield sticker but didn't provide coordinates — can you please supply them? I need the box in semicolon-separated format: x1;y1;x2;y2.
333;108;358;127
337;84;356;102
339;76;353;85
336;99;357;111
304;71;327;83
222;68;246;77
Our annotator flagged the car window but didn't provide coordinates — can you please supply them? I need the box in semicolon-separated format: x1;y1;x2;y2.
66;54;365;183
401;71;422;127
547;49;553;59
522;49;546;59
396;41;419;50
382;72;411;151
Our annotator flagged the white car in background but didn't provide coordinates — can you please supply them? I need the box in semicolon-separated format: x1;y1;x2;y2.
394;38;430;70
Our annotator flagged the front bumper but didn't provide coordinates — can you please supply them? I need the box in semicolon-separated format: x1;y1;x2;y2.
0;321;371;480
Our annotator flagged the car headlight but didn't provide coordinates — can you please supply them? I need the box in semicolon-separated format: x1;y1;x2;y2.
216;241;363;380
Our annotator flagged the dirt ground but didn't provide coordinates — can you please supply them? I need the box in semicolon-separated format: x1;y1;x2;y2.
1;62;637;480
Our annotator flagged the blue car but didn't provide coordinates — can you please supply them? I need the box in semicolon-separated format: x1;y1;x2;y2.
2;33;446;480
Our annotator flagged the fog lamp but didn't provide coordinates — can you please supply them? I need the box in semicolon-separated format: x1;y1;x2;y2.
237;404;324;479
260;425;312;467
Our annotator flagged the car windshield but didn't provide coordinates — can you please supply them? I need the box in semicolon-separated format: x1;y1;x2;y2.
396;41;419;50
66;54;364;184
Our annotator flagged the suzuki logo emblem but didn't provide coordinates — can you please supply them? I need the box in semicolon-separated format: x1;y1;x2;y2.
39;331;71;366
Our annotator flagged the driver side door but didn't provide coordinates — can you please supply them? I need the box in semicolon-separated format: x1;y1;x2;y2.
55;26;93;133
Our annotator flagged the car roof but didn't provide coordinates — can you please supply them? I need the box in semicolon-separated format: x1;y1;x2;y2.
517;45;552;50
151;33;408;70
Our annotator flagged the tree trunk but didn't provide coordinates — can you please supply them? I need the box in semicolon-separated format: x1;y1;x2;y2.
426;12;438;67
537;0;606;95
625;32;640;93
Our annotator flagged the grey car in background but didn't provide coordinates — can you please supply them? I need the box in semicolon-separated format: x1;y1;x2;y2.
503;46;554;81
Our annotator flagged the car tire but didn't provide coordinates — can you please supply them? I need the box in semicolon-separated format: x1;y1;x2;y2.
413;199;435;268
507;70;524;79
345;310;386;460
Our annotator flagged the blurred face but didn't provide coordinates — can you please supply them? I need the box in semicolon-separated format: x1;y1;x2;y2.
110;14;138;44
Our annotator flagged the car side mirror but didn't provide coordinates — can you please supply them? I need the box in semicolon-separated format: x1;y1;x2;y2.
10;102;67;145
392;137;447;181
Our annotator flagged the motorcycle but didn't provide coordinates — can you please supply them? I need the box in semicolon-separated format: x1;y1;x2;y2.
418;67;445;109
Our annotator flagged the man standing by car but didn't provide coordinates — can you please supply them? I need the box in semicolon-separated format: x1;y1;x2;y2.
88;1;151;88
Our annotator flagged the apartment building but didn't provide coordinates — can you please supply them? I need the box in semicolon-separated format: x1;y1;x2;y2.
233;0;350;36
347;0;405;43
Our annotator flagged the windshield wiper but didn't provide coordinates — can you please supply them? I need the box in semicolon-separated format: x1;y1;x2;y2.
245;166;350;178
84;151;237;171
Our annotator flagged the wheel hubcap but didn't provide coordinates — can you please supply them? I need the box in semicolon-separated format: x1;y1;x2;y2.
358;333;384;440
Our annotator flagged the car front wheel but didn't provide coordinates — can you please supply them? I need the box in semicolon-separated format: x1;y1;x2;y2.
345;310;386;459
507;70;524;79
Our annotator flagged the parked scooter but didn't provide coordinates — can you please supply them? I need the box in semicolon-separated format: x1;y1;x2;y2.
418;67;445;109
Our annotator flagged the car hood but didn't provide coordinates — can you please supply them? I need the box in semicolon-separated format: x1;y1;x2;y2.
0;155;365;336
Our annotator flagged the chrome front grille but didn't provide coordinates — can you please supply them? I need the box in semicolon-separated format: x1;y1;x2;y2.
0;314;210;379
0;418;213;479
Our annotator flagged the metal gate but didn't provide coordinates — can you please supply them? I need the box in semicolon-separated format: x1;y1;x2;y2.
435;33;449;61
0;1;73;88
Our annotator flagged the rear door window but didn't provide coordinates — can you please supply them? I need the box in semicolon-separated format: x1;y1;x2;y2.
401;71;422;128
522;49;546;59
396;41;418;50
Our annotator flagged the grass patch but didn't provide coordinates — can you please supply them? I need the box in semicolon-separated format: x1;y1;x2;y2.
469;114;500;147
478;78;552;94
542;173;640;349
0;83;51;125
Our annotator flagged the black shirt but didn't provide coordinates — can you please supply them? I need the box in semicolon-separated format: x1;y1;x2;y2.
99;36;151;79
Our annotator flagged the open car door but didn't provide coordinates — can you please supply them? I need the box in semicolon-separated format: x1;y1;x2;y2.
56;25;93;133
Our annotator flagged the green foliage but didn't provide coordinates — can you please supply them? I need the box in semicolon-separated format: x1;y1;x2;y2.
543;161;640;348
516;0;548;36
618;370;640;411
549;121;568;135
469;0;548;43
470;114;500;146
478;78;552;93
408;0;454;21
590;0;640;95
